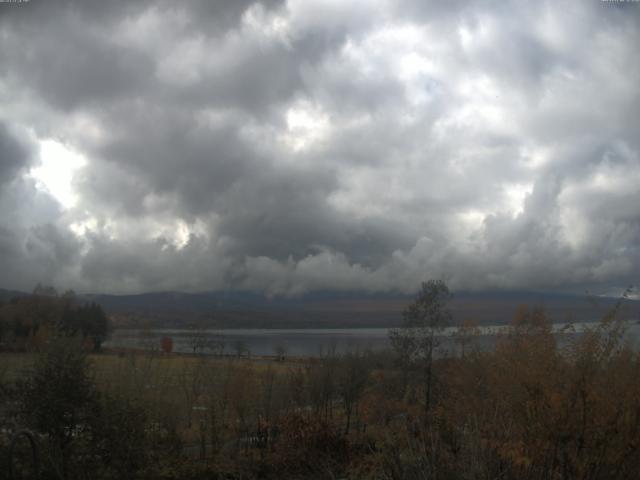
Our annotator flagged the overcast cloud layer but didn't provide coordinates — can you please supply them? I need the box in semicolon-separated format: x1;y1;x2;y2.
0;0;638;295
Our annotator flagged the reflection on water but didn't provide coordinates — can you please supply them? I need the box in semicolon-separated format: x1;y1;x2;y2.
104;321;640;357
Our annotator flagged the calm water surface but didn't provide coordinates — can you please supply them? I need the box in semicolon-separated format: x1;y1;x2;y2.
105;321;640;357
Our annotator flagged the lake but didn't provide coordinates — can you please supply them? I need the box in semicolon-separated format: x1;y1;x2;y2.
104;321;640;357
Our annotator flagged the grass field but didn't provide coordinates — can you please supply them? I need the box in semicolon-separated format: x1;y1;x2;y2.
2;348;308;458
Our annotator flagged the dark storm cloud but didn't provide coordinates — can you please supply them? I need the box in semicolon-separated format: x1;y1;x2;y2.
0;121;80;290
0;0;638;294
0;121;34;184
75;101;411;269
0;3;154;111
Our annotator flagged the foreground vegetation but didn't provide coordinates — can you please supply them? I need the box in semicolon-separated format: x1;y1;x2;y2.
1;285;639;479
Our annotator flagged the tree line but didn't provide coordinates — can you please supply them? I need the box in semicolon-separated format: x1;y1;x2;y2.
0;285;110;352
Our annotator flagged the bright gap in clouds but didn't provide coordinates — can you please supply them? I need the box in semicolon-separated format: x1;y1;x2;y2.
30;139;86;208
285;103;329;151
504;183;533;217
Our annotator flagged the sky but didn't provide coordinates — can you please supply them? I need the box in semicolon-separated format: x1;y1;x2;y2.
0;0;638;296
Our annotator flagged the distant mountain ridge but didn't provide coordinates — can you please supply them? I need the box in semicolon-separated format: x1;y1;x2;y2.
3;288;636;329
0;289;29;302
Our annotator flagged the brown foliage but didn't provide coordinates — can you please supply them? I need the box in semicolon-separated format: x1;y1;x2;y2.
433;303;640;480
269;413;350;478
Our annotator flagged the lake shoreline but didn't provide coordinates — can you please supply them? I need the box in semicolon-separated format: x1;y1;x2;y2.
104;320;639;357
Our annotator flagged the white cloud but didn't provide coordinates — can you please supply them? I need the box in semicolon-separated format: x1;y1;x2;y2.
29;139;86;208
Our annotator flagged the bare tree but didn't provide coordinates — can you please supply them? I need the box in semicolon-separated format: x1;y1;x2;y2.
275;343;287;361
233;340;247;358
188;329;208;355
454;318;481;358
339;350;370;434
389;279;451;420
178;357;207;427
